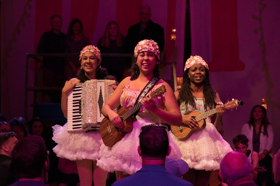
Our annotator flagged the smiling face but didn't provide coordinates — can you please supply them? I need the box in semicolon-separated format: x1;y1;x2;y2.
136;51;157;75
51;17;62;32
81;51;100;77
188;63;206;85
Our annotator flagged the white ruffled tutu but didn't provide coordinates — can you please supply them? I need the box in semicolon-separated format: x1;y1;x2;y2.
97;115;182;175
52;123;103;161
172;122;232;171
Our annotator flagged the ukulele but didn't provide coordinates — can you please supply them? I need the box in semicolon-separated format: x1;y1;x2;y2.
171;99;243;140
100;85;166;147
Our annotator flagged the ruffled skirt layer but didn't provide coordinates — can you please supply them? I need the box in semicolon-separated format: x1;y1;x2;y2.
97;117;182;175
172;122;232;171
52;123;102;161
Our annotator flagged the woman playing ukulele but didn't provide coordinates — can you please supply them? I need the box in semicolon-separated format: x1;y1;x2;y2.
172;55;232;186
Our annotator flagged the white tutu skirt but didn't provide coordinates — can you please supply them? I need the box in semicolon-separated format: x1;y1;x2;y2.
97;117;182;175
52;123;103;161
172;122;232;171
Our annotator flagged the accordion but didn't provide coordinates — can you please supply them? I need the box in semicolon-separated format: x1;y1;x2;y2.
67;79;115;132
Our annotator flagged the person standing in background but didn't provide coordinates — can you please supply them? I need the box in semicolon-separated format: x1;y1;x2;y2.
125;5;164;62
37;15;67;103
98;21;126;83
65;18;90;80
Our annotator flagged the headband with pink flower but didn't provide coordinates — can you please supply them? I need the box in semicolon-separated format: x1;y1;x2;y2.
184;55;209;71
134;39;160;60
79;45;101;61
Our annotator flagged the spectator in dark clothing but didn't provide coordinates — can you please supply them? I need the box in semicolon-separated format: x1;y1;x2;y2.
37;15;67;103
8;135;49;186
0;132;18;186
9;117;28;141
125;5;165;55
112;125;192;186
98;21;126;83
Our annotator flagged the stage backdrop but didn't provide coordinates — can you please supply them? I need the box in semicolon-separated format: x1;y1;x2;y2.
1;0;186;120
190;0;280;152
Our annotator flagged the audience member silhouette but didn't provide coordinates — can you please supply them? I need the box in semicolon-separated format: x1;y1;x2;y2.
112;125;192;186
125;5;164;55
233;134;258;179
8;135;49;186
37;14;67;103
65;18;90;79
98;21;126;82
219;152;257;186
0;121;11;133
9;117;28;141
0;132;17;186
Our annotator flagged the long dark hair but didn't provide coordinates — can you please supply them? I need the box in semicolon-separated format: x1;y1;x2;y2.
248;105;270;136
178;68;216;110
130;57;160;80
67;18;88;40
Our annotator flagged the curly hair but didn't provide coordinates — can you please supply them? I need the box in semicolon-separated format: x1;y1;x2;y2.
248;105;270;136
99;21;124;48
178;68;216;110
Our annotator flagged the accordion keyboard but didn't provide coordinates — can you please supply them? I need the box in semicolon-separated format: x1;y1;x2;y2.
67;83;83;132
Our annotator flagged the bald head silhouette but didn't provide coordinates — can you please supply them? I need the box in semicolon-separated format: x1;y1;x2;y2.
220;152;254;185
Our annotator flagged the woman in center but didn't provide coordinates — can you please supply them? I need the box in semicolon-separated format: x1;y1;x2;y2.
98;39;182;180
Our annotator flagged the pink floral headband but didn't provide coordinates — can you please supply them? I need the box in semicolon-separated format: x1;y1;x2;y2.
134;39;160;60
79;45;101;61
184;55;209;71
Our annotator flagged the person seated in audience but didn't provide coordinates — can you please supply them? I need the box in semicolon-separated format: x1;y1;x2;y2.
97;21;126;83
65;18;90;79
28;117;45;136
8;135;49;186
273;149;280;186
9;117;29;141
219;151;257;186
112;125;193;186
0;121;11;133
241;105;274;185
233;134;258;179
0;132;18;186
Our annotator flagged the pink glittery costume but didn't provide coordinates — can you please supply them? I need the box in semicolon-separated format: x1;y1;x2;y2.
97;78;182;175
